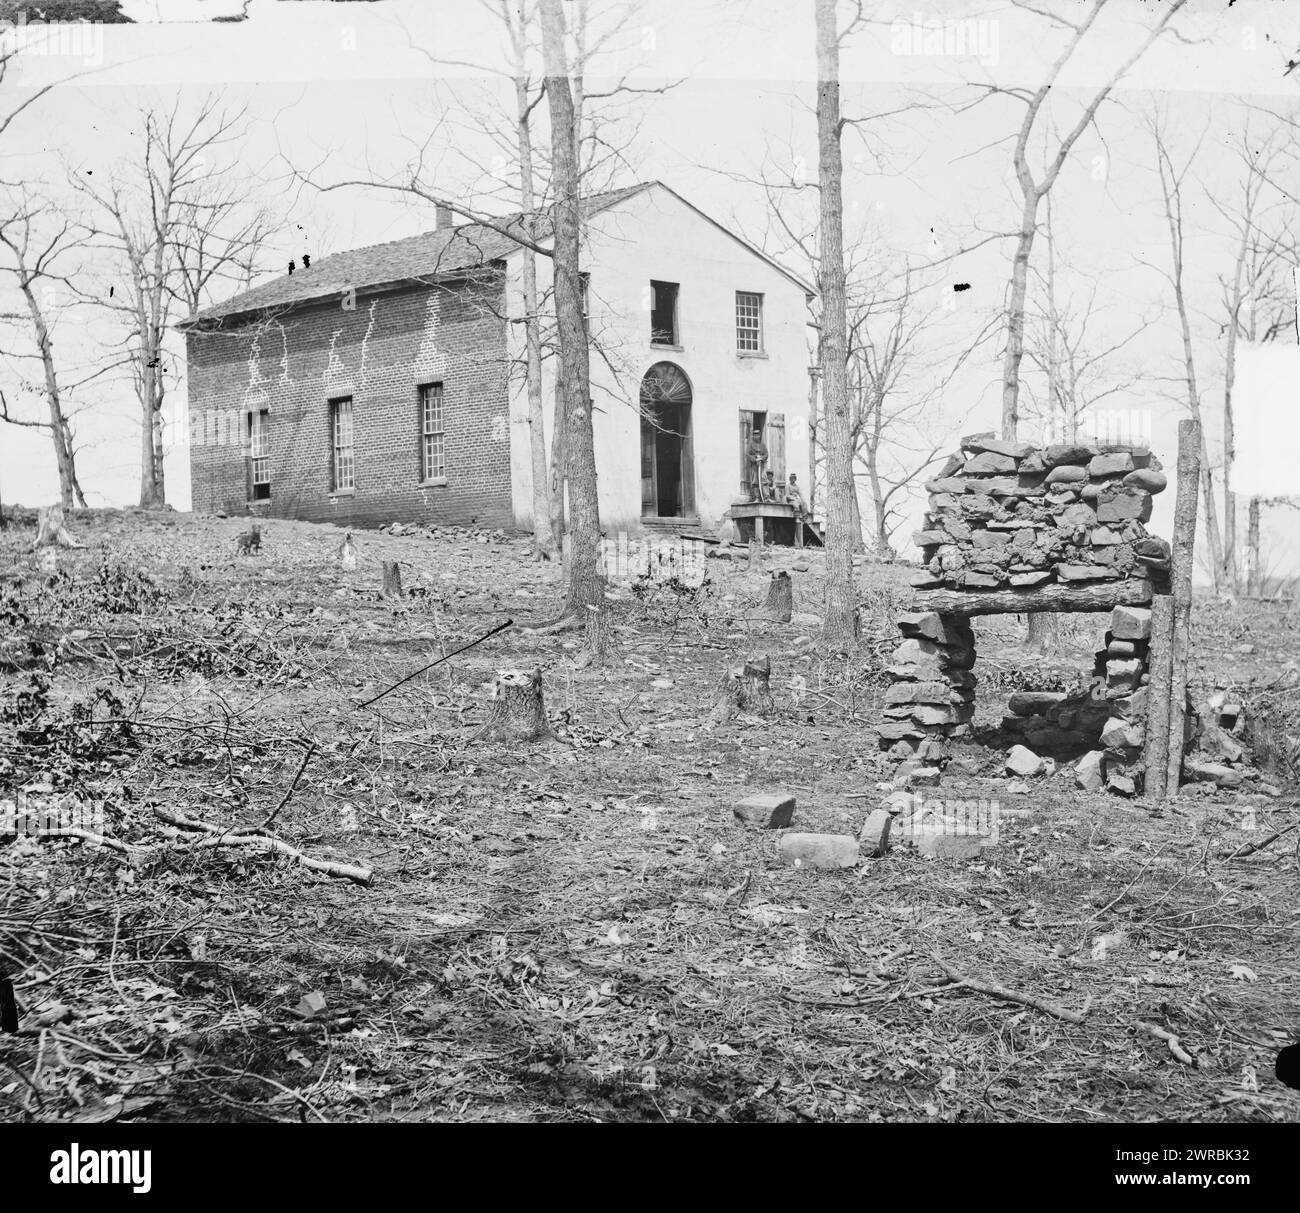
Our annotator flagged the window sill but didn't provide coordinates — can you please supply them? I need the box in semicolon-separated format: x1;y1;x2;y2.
736;350;768;359
329;489;356;499
650;342;684;352
418;478;448;488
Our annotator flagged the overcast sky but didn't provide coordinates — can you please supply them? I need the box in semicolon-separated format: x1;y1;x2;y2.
2;0;1298;575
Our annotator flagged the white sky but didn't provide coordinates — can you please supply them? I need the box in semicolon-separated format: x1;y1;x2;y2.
2;0;1299;576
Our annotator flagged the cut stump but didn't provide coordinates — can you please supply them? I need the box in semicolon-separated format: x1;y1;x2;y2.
764;570;793;623
32;504;81;550
381;560;403;598
480;668;549;742
710;654;774;725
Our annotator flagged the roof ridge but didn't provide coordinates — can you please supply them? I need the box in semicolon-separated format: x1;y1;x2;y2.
181;182;657;326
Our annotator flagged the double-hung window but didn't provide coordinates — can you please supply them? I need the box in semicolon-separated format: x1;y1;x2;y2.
330;397;355;492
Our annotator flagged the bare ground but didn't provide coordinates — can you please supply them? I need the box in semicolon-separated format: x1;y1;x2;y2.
1;509;1297;1123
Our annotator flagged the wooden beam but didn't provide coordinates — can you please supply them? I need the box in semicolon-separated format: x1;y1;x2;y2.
909;578;1152;618
1165;419;1200;795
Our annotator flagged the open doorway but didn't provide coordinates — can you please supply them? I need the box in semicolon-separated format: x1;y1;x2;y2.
640;362;694;519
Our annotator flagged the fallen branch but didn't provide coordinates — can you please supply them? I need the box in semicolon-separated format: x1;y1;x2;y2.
1138;1020;1197;1066
256;741;317;832
156;828;373;886
59;818;373;887
1223;819;1300;860
931;953;1087;1023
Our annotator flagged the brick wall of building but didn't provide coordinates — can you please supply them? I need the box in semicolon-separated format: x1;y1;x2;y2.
187;271;514;529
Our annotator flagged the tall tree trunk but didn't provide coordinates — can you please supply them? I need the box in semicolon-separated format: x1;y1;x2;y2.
139;396;158;507
1171;294;1223;591
25;287;79;508
865;441;892;558
806;362;819;516
6;245;85;509
1153;122;1223;590
1024;192;1061;653
513;67;556;559
547;377;568;551
1000;196;1038;441
540;0;606;659
1246;495;1261;596
815;0;858;643
1220;213;1251;597
1222;338;1237;597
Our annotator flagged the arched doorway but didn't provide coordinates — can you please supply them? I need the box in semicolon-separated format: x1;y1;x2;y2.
639;361;694;519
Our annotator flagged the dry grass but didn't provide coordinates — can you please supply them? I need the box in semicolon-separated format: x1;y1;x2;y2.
1;510;1296;1123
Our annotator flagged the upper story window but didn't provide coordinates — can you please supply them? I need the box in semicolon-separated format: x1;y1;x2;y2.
736;291;764;352
419;382;446;483
329;396;355;492
650;280;678;345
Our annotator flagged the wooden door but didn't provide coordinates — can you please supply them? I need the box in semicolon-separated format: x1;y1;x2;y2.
640;414;656;516
768;413;786;485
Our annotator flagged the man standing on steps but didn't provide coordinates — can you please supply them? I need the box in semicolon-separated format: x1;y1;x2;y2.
746;427;768;501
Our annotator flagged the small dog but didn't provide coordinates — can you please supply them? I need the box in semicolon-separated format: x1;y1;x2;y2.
338;531;357;571
235;524;261;555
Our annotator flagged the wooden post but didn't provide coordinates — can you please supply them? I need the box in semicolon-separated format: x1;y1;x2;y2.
1143;594;1174;800
1164;419;1200;795
1246;496;1261;598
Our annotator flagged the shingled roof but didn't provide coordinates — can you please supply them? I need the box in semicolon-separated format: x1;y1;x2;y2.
180;182;654;328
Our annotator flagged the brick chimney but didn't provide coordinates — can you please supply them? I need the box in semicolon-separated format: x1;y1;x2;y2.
435;203;454;231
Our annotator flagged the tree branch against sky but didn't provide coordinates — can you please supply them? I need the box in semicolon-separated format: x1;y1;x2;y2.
72;94;281;507
992;0;1189;443
0;190;88;508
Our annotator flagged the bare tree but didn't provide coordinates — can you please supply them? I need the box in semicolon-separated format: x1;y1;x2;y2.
973;0;1186;649
1208;114;1298;593
1020;195;1152;445
849;265;996;556
539;0;607;661
994;0;1187;442
815;0;858;643
500;1;559;560
73;95;275;508
1146;106;1225;592
0;192;87;507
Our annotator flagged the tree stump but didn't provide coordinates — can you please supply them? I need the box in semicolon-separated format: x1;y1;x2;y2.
381;560;403;598
480;669;549;741
709;654;774;725
764;570;793;622
32;504;80;549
